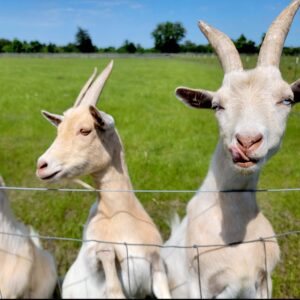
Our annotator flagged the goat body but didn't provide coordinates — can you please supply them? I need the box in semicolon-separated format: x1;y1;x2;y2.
163;1;300;298
37;62;171;298
163;143;280;298
0;177;57;298
62;167;169;299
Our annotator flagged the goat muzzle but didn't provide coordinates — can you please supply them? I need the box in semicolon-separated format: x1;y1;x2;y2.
229;134;262;168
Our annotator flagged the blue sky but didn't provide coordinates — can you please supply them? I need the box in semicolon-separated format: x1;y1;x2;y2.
0;0;299;48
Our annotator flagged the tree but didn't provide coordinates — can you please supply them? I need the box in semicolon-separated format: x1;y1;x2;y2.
45;43;59;53
152;22;186;53
124;40;137;53
136;43;145;53
75;27;96;53
180;40;197;52
63;43;78;53
10;38;24;53
28;40;44;53
234;34;257;54
0;39;11;53
118;40;137;53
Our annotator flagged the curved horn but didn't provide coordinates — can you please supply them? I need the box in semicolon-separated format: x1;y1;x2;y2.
80;60;114;106
73;68;97;107
257;0;300;68
198;21;243;74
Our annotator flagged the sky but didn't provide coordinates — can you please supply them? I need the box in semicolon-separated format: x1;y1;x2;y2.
0;0;299;48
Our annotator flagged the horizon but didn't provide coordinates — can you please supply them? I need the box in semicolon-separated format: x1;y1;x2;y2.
0;0;299;48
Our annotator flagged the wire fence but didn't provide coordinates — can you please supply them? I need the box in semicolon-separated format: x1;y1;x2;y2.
0;186;299;299
1;185;300;193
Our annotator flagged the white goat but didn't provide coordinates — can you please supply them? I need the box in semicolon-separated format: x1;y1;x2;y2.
162;0;300;298
0;176;57;298
36;61;171;299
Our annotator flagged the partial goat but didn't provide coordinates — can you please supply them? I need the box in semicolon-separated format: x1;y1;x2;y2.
162;0;300;298
0;176;57;298
36;61;171;299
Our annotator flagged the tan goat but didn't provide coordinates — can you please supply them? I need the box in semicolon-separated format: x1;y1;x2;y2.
0;176;57;298
162;0;300;298
36;61;171;299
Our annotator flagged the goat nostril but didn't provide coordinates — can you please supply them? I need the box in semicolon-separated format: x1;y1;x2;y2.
236;134;244;148
38;161;48;170
253;134;263;144
236;133;263;149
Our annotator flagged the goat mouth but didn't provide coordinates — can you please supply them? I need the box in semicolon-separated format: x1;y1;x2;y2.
40;170;61;181
234;159;259;168
230;147;259;168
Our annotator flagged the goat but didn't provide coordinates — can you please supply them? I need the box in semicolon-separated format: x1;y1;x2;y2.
162;0;300;298
36;61;171;299
0;176;57;298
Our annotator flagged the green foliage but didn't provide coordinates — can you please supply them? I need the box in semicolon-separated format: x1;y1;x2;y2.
152;21;186;53
98;46;117;53
117;40;137;53
10;38;24;53
27;40;44;53
180;40;213;53
0;25;299;54
234;34;257;54
283;46;300;55
0;56;299;298
45;43;60;53
75;27;96;53
62;43;78;53
0;38;11;53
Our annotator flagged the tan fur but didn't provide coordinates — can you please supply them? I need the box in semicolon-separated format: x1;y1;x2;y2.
0;179;57;298
37;64;171;298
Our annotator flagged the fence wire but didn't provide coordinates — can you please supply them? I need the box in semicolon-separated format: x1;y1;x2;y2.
0;229;299;249
0;230;299;299
1;185;300;193
0;186;299;299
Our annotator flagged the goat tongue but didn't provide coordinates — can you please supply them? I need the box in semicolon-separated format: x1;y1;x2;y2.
230;146;250;163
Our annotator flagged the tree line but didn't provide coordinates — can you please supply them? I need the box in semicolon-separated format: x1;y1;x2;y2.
0;23;299;55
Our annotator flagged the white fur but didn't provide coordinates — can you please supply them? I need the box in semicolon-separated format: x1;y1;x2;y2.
162;36;299;300
0;177;57;298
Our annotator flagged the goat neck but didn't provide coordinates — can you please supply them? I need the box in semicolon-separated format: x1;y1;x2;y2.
90;131;140;214
0;184;22;233
206;140;260;192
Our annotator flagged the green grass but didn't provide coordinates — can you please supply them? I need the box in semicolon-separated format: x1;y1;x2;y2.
0;54;299;298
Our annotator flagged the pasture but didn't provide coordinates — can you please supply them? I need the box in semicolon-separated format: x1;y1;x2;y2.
0;55;299;298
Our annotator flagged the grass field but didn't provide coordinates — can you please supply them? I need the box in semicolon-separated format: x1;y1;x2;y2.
0;54;299;298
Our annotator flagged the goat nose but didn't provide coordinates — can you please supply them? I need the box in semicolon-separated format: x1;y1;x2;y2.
236;133;263;150
37;159;48;170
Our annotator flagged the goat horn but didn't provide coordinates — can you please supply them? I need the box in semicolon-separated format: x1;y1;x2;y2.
74;68;98;107
198;21;243;73
80;60;114;107
257;0;300;68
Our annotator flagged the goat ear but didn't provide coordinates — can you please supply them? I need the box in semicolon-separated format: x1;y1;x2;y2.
41;110;63;127
89;105;115;130
291;79;300;103
175;87;214;109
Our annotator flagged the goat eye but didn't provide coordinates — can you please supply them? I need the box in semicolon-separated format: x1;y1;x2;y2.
212;103;224;111
280;98;294;106
79;129;92;136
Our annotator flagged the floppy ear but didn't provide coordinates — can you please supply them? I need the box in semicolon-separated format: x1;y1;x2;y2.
291;79;300;103
89;105;115;131
175;87;215;109
41;110;63;127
